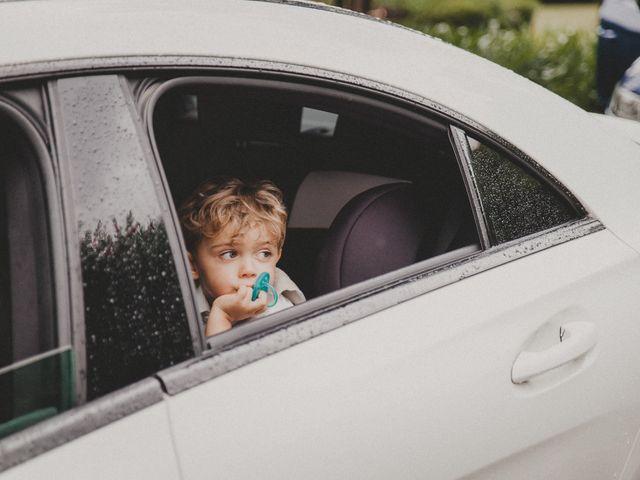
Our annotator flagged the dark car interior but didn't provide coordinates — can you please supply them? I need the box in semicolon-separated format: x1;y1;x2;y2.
0;113;55;368
0;110;71;437
152;79;480;299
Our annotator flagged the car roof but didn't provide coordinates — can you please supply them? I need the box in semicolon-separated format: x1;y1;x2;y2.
3;0;640;250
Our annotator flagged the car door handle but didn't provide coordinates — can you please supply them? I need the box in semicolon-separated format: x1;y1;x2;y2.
511;321;596;384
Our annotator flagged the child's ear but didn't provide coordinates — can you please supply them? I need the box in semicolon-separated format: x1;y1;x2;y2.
187;252;200;280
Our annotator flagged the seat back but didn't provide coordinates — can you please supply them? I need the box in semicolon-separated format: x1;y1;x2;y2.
282;171;406;297
313;182;426;296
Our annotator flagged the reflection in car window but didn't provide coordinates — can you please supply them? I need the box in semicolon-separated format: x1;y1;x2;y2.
57;76;194;400
467;137;578;244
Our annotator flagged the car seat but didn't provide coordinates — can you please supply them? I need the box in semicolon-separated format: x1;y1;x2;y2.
313;182;426;296
282;171;407;297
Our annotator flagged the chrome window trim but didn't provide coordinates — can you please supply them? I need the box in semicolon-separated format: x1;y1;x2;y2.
450;125;491;249
48;80;89;403
0;378;163;473
158;217;603;396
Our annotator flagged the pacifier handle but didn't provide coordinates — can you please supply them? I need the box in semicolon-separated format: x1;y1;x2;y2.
265;284;278;308
251;272;279;307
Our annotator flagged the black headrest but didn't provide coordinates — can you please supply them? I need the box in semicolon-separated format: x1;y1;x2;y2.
314;182;425;296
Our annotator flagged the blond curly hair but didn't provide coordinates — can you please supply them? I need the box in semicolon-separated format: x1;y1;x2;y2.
179;178;288;253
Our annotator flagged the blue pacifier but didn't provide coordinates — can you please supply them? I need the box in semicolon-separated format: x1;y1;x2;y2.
251;272;278;307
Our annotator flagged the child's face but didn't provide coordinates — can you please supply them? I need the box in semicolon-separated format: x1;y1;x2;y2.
189;224;281;301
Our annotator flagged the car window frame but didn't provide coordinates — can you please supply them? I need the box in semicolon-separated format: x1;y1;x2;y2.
449;125;585;248
137;73;466;328
139;75;477;300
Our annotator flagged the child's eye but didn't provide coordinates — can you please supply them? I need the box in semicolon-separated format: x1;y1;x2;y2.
220;251;237;260
257;250;273;259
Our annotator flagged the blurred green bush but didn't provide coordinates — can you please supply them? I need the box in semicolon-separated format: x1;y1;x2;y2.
326;0;599;111
422;21;598;111
380;0;539;29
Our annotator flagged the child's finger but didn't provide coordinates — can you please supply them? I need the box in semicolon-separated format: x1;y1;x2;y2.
253;291;268;313
257;290;268;305
242;285;254;303
236;285;250;301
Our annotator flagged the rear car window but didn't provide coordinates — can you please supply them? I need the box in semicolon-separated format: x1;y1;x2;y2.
466;136;579;244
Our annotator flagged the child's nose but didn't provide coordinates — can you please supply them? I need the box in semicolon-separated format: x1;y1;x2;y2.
239;256;258;277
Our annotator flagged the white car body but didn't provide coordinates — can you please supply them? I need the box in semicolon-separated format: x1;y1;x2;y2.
592;112;640;144
1;1;640;479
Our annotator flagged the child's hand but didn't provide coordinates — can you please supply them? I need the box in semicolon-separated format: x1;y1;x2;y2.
205;286;268;336
215;285;268;322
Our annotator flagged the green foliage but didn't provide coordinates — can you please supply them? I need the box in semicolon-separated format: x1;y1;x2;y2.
381;0;539;29
367;0;597;111
423;22;599;111
80;213;193;400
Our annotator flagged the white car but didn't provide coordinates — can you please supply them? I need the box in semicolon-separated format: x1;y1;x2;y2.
2;1;640;479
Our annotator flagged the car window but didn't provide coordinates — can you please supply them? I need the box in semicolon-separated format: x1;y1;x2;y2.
0;102;72;439
149;77;480;313
465;136;579;244
55;76;196;400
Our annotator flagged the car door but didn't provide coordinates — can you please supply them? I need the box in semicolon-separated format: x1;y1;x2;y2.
137;71;640;479
164;229;640;480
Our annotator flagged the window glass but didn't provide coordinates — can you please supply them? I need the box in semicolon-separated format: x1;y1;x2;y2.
0;105;68;438
467;137;578;244
57;76;194;400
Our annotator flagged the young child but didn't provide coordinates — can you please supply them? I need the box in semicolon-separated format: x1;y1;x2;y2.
179;178;305;336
